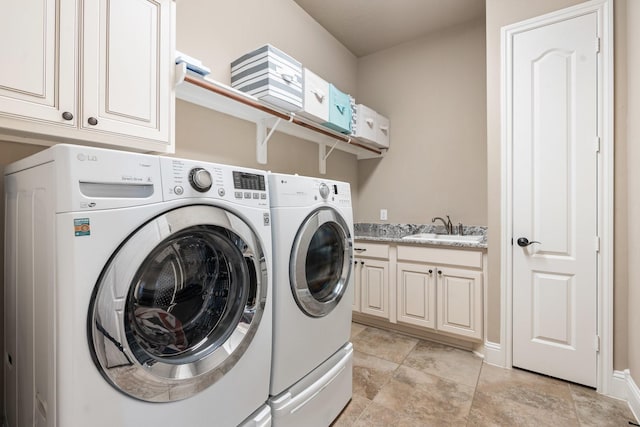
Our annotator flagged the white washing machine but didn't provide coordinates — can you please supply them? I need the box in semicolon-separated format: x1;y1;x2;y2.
267;173;354;427
4;144;273;427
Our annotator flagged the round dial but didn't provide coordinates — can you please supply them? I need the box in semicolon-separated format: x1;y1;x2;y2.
189;168;213;192
319;183;330;199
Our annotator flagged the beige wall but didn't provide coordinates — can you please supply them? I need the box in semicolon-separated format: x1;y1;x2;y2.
485;0;590;345
176;0;358;95
0;0;361;407
356;18;487;226
1;0;637;403
626;0;640;384
486;0;634;377
174;100;359;187
174;0;360;190
614;0;630;379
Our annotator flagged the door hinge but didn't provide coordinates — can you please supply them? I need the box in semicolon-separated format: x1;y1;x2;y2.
595;236;601;252
595;37;601;53
595;136;601;153
594;335;601;352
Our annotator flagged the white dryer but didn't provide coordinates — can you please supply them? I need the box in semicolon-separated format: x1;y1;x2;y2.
268;173;354;427
4;144;273;427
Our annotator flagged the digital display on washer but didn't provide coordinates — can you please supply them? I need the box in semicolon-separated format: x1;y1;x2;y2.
233;171;266;191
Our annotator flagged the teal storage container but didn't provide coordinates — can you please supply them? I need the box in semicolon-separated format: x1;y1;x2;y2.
323;84;352;134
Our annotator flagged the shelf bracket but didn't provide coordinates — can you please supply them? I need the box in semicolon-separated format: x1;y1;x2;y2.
175;62;187;86
256;118;283;164
318;140;340;174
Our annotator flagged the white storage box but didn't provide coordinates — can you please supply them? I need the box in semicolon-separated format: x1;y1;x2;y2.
353;103;390;148
376;113;390;148
300;68;330;123
231;45;303;112
353;104;377;143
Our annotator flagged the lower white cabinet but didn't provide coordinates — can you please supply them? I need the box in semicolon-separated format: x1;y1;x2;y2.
357;259;390;319
435;266;483;340
354;240;485;342
352;243;391;319
396;262;436;329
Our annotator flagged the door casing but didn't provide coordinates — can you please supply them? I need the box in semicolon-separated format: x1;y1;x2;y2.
499;0;614;393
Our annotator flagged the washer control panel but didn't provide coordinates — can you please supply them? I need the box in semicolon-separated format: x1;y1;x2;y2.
159;157;269;207
319;182;330;199
189;167;213;192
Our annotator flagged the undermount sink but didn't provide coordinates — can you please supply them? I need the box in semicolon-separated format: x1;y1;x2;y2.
402;233;484;243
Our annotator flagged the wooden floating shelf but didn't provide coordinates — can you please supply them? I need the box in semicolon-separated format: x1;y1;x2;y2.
174;64;386;173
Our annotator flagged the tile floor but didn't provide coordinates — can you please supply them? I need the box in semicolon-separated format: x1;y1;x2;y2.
332;322;637;427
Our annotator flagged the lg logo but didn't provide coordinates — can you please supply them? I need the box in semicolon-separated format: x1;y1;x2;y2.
77;153;98;162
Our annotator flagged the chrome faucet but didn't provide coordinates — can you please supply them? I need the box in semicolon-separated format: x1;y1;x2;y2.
432;215;453;234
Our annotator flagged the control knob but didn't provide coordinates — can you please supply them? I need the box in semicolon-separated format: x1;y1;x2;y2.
319;182;330;199
189;167;212;192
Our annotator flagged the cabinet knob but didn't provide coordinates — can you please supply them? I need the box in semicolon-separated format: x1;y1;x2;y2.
428;269;433;274
354;260;358;265
62;111;74;121
438;270;442;275
87;117;98;126
360;261;365;265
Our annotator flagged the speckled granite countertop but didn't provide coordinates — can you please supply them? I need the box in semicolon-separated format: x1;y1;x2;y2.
354;223;488;249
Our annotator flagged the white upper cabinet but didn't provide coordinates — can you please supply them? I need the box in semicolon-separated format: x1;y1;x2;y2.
0;0;175;152
81;0;172;142
0;0;76;126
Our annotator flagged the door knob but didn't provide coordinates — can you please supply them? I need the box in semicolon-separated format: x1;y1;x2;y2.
517;237;541;247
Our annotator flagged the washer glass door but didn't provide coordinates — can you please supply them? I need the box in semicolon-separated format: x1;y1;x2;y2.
290;208;352;317
88;205;267;402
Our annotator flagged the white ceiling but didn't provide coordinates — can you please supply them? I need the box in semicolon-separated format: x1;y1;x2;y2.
293;0;485;57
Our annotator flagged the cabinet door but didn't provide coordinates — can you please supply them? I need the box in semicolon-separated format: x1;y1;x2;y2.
436;267;483;340
81;0;172;143
352;260;361;312
396;262;436;329
0;0;76;126
360;259;389;319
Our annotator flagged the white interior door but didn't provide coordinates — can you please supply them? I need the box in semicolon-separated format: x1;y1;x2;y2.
511;11;599;387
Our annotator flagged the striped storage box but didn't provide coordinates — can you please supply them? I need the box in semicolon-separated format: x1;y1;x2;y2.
231;45;303;112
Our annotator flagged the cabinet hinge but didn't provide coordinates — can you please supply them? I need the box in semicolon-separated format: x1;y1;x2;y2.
594;335;601;352
595;37;601;53
595;136;601;153
595;236;601;252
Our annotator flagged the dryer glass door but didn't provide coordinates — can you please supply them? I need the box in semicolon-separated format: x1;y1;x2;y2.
88;205;268;402
290;208;353;317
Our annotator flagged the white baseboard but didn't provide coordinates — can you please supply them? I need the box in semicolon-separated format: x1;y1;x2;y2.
611;370;640;423
483;341;506;367
611;370;629;399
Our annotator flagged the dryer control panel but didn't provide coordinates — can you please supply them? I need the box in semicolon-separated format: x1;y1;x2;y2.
268;173;352;209
159;157;269;208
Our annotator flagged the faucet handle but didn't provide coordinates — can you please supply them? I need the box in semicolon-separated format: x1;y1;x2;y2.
457;222;464;235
